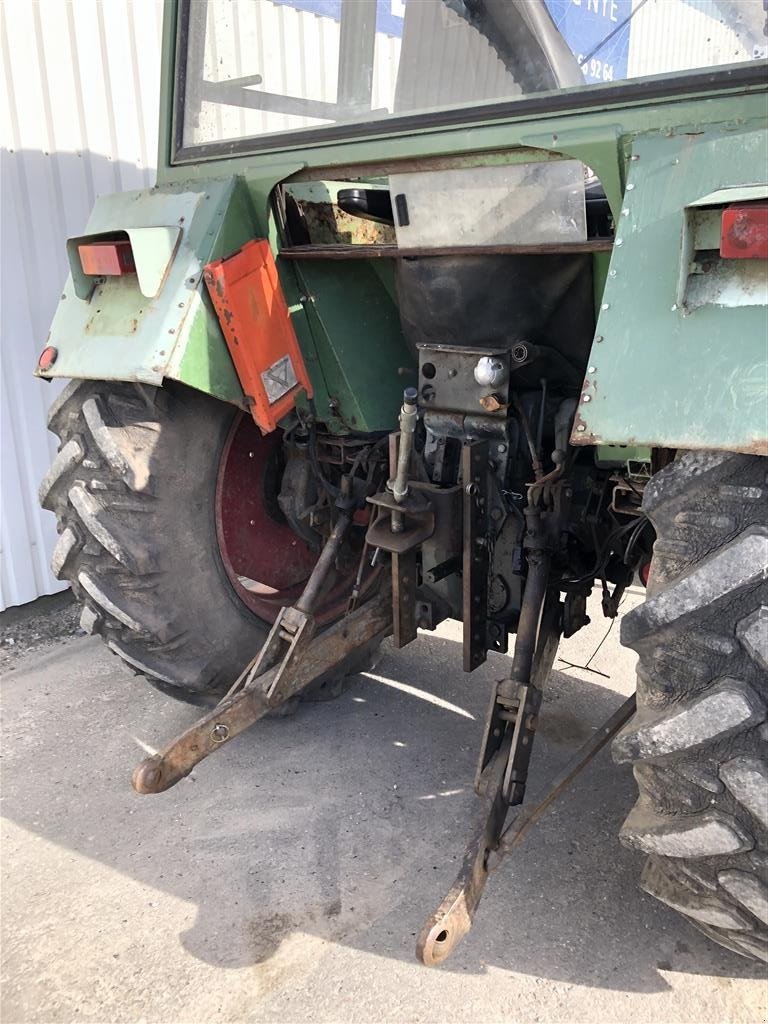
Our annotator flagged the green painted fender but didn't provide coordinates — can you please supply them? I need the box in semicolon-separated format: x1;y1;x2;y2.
573;124;768;456
38;177;259;408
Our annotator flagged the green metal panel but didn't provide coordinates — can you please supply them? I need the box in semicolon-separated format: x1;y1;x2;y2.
43;0;768;447
39;167;412;431
289;259;415;432
572;125;767;456
39;178;261;406
154;3;768;445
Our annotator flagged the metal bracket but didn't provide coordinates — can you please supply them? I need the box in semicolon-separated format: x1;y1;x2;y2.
462;439;489;672
392;548;418;649
366;488;434;553
246;604;316;706
475;680;541;802
486;619;508;653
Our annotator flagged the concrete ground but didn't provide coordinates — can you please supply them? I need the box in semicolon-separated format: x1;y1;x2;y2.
1;593;765;1023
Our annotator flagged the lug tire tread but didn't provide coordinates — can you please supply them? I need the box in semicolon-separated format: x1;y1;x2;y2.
614;450;768;961
42;380;378;704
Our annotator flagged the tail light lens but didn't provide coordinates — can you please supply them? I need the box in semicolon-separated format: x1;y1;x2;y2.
78;240;136;277
720;202;768;260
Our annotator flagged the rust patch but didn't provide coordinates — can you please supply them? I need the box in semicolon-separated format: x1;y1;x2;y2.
740;438;768;456
300;200;395;246
570;406;600;445
287;147;559;184
479;393;506;412
571;417;767;455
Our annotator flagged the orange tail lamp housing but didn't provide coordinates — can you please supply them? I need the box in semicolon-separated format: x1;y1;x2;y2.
204;240;312;434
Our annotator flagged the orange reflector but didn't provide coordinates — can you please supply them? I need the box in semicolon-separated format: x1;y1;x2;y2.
38;345;58;372
78;240;136;276
204;240;312;434
720;202;768;260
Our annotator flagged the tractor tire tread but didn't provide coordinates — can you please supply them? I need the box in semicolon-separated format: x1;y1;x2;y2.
43;379;378;704
613;450;768;961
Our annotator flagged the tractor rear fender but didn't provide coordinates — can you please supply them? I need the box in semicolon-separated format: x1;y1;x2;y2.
36;171;415;434
572;124;767;457
36;176;260;408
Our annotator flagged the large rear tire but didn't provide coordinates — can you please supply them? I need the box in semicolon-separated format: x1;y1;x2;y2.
40;380;374;703
614;451;768;962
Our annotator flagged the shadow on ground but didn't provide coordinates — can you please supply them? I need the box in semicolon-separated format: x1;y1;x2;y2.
1;630;763;997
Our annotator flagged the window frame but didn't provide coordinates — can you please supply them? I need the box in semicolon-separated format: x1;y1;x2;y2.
171;0;768;167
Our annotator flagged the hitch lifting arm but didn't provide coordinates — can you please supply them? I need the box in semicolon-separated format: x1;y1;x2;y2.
416;687;636;965
132;589;392;794
416;499;636;967
132;509;392;795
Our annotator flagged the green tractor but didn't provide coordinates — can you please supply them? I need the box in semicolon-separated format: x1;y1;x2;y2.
37;0;767;966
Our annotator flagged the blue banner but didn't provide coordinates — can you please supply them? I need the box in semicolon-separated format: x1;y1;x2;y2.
271;0;631;81
544;0;632;83
271;0;405;38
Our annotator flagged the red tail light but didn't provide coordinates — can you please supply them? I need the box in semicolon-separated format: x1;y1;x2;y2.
639;560;651;587
720;202;768;260
78;240;136;276
37;345;58;371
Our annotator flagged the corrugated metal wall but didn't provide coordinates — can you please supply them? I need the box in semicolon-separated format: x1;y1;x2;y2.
628;0;751;78
0;0;163;609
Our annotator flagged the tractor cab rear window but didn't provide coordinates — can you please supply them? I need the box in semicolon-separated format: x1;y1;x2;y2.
179;0;766;155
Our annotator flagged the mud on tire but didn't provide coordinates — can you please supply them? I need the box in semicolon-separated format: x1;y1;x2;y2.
40;379;375;704
613;451;768;962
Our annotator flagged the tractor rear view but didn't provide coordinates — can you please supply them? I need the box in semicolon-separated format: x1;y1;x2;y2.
37;0;767;966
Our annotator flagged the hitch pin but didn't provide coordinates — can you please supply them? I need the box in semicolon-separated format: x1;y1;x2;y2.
389;387;418;533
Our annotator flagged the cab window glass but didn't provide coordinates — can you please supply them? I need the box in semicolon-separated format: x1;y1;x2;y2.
181;0;765;149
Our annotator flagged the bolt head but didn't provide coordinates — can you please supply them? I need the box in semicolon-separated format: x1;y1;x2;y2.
211;723;230;742
473;355;508;388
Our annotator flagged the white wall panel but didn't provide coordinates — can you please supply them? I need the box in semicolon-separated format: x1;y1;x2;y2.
0;0;163;609
627;0;750;78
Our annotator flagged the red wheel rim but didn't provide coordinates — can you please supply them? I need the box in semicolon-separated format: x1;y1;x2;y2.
215;413;369;624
